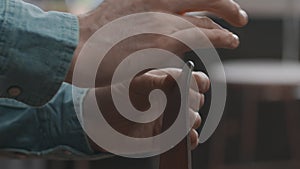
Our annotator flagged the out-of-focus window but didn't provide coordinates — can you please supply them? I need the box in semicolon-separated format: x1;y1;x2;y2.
24;0;67;11
24;0;103;14
236;0;300;18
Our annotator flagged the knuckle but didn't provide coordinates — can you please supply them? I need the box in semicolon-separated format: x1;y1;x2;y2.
191;111;202;129
214;30;224;42
204;75;210;91
209;29;222;42
232;5;240;16
195;72;210;92
195;113;202;127
191;130;199;141
200;94;205;107
202;16;213;25
212;29;234;47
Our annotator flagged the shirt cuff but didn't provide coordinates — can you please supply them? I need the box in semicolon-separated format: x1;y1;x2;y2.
0;0;79;106
0;83;112;160
49;84;113;159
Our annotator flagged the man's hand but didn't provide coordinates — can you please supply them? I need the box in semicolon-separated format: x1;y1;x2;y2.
86;68;210;151
65;0;248;85
79;0;247;39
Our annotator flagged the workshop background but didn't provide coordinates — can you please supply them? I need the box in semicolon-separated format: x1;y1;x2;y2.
1;0;300;168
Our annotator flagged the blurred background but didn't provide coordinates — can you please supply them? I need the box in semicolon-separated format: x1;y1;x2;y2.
2;0;300;168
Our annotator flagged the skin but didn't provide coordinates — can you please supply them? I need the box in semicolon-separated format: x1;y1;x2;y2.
86;68;210;151
65;0;248;151
65;0;248;83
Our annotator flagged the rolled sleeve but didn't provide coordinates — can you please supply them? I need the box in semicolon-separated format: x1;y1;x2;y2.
0;0;79;106
0;83;112;160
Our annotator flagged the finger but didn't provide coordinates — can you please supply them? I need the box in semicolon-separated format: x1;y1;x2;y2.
190;110;202;129
146;68;210;94
181;15;224;30
145;68;183;90
189;109;201;131
207;0;248;27
144;68;210;96
169;27;240;53
192;71;210;93
189;89;204;111
190;129;199;150
133;73;173;93
172;0;248;27
201;28;240;49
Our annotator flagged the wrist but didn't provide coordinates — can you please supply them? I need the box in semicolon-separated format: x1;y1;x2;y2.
65;3;110;85
65;14;97;84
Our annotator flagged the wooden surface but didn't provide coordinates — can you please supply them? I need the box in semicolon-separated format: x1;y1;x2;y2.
159;138;191;169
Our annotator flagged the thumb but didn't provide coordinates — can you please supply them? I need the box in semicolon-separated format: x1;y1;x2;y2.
150;72;179;92
132;72;177;94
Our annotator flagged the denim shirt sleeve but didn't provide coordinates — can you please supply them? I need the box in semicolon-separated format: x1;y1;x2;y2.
0;0;79;106
0;83;113;160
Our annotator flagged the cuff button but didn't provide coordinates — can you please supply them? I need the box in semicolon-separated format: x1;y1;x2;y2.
63;150;72;155
7;86;22;97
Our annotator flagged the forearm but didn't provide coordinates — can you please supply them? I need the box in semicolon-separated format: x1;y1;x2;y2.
0;0;79;106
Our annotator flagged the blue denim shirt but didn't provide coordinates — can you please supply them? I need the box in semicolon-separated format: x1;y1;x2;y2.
0;83;113;160
0;0;114;160
0;0;78;106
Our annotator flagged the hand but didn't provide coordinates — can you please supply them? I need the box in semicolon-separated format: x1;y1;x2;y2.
86;68;210;151
65;0;248;85
79;0;248;37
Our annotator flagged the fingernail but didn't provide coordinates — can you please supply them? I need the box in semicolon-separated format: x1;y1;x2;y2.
233;34;239;41
239;9;249;25
231;34;240;48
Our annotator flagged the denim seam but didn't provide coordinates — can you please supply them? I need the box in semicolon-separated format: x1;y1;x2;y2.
0;0;11;74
